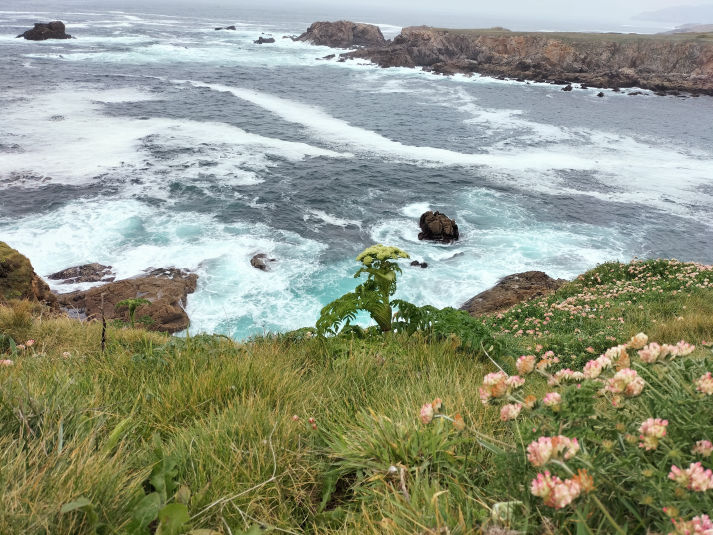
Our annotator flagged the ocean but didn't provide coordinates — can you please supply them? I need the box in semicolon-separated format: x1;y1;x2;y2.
2;2;713;338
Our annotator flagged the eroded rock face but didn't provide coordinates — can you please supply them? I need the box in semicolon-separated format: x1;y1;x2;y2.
297;21;386;48
56;268;198;333
48;263;115;284
418;211;459;243
17;21;72;40
460;271;567;316
344;26;713;94
0;242;57;307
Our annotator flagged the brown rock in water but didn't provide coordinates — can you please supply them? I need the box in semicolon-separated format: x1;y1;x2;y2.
254;36;275;44
418;211;459;243
48;263;115;284
56;268;197;333
460;271;567;316
250;253;276;271
0;242;57;307
296;20;386;48
17;21;72;40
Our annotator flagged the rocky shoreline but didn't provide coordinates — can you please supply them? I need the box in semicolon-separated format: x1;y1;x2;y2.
300;22;713;96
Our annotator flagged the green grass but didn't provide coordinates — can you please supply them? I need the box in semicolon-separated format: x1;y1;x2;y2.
1;258;713;533
429;27;713;43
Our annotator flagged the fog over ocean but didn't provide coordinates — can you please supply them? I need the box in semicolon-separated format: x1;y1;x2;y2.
2;3;712;338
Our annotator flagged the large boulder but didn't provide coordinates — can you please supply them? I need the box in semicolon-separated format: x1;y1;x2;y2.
56;268;198;333
17;21;72;40
418;211;459;243
48;263;115;284
460;271;567;316
0;242;57;307
296;21;386;48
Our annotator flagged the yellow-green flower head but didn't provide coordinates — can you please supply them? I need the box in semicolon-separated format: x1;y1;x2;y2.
356;244;409;265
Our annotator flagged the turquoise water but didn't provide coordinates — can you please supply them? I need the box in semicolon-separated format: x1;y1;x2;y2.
1;3;713;338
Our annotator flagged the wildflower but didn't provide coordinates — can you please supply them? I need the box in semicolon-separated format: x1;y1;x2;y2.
26;339;35;347
516;355;536;375
308;417;316;424
16;344;25;351
572;469;595;493
62;351;71;358
479;371;523;404
526;436;580;466
419;403;434;425
586;346;596;353
674;340;696;357
638;343;662;364
630;332;649;349
548;368;585;386
431;398;442;411
583;358;604;379
0;359;14;367
523;394;537;409
453;413;466;431
669;463;713;492
291;415;300;421
542;392;562;410
604;344;628;361
692;440;713;457
638;418;668;450
530;471;581;509
670;514;713;535
500;403;522;422
696;373;713;395
606;368;645;397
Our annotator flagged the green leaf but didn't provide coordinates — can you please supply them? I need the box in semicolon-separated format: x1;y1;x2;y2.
60;497;93;513
131;492;161;529
156;503;190;535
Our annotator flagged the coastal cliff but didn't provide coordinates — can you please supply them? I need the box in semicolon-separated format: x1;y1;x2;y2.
345;26;713;94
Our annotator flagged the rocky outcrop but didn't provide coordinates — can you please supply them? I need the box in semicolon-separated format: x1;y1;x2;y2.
48;263;115;284
250;254;276;272
215;25;236;31
460;271;567;316
344;26;713;95
418;211;459;243
254;36;275;44
0;242;57;307
17;21;72;40
297;21;386;48
56;268;197;333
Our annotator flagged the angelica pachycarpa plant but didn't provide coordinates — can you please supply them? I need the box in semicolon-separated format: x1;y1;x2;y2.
316;244;409;335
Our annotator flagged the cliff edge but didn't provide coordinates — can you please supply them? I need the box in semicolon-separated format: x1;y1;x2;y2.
343;26;713;94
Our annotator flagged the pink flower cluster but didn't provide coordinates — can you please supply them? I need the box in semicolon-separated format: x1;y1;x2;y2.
542;392;562;409
692;440;713;457
0;359;13;367
640;341;696;363
500;403;522;421
696;373;713;395
479;371;524;404
638;418;668;450
526;436;580;467
670;514;713;535
606;368;645;397
583;355;613;379
604;344;628;361
669;462;713;492
419;398;443;425
516;354;536;375
629;332;649;349
530;471;581;509
548;368;585;386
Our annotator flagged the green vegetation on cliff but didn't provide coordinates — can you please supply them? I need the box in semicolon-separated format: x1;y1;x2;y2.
1;258;713;534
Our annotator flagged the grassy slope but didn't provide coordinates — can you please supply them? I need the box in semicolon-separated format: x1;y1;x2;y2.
1;259;712;534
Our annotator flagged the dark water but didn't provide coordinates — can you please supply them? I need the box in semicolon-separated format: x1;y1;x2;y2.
1;2;712;337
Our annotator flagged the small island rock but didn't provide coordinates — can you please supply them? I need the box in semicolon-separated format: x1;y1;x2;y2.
17;21;72;40
296;21;386;48
418;211;459;243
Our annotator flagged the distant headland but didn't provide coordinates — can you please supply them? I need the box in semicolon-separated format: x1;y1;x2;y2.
299;21;713;95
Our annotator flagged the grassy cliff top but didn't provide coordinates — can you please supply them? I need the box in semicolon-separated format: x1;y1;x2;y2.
1;258;713;533
426;26;713;43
